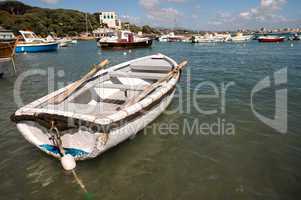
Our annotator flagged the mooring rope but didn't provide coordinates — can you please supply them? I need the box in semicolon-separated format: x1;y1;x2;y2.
72;170;88;193
49;121;92;198
72;170;93;200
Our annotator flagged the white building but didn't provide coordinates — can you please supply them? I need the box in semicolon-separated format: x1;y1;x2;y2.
99;11;121;29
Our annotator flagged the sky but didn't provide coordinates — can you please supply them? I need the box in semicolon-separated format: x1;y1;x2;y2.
16;0;301;30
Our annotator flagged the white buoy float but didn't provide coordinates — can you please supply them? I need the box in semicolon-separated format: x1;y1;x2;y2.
61;154;76;171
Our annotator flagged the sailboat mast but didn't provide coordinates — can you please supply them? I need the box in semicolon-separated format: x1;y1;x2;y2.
85;13;88;34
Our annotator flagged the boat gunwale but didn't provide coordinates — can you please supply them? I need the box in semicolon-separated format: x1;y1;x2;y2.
16;42;58;46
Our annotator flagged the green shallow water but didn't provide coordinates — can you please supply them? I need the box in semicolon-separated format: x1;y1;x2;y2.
0;41;301;199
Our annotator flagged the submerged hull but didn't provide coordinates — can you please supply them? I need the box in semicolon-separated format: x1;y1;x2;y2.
99;39;152;49
16;42;58;53
11;54;183;161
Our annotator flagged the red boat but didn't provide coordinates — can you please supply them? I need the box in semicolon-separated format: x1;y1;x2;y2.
98;30;152;49
258;36;285;43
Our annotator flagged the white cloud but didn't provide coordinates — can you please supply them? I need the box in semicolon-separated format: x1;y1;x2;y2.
139;0;159;9
239;0;287;21
139;0;182;24
164;0;186;3
120;15;141;24
261;0;287;10
208;21;222;26
40;0;61;4
207;0;293;30
191;14;198;19
239;12;250;18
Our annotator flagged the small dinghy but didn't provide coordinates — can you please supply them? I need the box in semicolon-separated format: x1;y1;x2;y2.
11;54;187;170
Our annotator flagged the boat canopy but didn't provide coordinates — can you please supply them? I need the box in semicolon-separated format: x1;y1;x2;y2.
19;30;45;43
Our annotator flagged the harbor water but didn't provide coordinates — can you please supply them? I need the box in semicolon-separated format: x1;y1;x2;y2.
0;41;301;199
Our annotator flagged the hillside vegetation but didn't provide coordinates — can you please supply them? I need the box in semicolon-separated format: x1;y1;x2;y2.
0;1;101;36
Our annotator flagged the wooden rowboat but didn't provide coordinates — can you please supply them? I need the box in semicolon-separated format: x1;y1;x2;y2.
0;41;16;59
11;54;187;169
0;41;16;76
0;27;17;76
0;27;17;59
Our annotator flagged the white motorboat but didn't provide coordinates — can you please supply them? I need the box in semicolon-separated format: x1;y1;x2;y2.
231;33;253;42
46;35;75;47
192;33;231;43
159;32;185;42
192;34;215;43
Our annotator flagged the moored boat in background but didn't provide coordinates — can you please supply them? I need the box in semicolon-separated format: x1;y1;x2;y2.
290;33;300;41
0;27;17;77
231;32;253;42
159;32;186;42
16;30;58;53
46;35;75;47
192;33;231;43
258;35;285;43
214;33;231;42
98;30;152;49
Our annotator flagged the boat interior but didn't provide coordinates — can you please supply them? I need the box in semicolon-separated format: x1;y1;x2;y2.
39;56;175;118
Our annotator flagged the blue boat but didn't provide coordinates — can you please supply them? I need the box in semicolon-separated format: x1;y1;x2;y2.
16;43;58;53
16;30;58;53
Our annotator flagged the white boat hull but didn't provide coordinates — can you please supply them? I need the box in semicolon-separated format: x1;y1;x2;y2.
231;35;253;42
16;89;175;160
